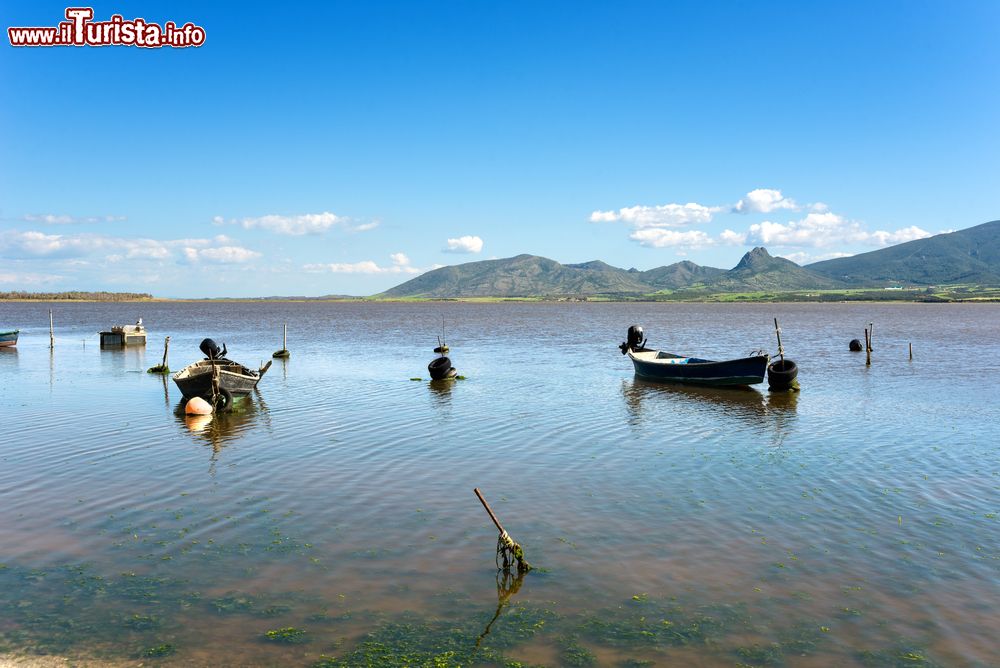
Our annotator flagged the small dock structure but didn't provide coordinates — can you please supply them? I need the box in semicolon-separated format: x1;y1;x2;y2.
100;321;147;347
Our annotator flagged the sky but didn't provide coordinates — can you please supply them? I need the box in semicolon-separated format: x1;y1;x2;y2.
1;1;998;297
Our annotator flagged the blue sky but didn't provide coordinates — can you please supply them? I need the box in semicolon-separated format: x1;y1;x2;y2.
2;1;998;297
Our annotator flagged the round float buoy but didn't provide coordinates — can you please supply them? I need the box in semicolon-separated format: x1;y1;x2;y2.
767;358;798;391
849;339;863;352
428;356;453;380
185;396;213;415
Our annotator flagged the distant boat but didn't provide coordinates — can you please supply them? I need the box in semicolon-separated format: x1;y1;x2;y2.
0;330;18;348
173;358;272;401
619;325;768;386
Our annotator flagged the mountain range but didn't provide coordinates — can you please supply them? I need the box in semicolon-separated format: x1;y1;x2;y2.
380;220;1000;298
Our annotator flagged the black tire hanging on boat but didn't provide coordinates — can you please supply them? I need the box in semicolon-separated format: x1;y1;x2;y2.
204;386;233;412
767;358;798;390
428;356;453;380
849;339;863;352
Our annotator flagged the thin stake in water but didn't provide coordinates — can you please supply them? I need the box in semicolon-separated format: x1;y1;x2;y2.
474;487;531;573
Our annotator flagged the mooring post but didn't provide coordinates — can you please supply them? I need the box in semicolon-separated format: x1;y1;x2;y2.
865;328;871;366
162;336;170;369
49;309;54;349
283;323;287;351
909;342;913;361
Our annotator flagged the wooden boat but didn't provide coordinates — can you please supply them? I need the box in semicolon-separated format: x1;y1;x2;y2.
172;358;272;400
0;330;18;348
620;325;768;386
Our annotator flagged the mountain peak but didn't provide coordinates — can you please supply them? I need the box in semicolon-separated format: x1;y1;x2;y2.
735;247;773;270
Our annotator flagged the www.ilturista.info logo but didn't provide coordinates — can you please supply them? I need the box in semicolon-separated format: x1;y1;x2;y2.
8;7;205;48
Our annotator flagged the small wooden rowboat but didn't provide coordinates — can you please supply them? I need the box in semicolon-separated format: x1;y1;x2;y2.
620;325;768;386
172;358;272;400
0;330;19;348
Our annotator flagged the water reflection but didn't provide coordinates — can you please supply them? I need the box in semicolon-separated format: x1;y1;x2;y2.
98;344;147;374
427;378;455;413
0;347;18;370
174;392;269;466
622;378;798;440
474;569;526;652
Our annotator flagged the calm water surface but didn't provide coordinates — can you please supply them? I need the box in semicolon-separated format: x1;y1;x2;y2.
0;302;997;666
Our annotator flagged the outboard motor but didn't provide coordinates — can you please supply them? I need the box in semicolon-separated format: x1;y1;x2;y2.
199;338;227;360
619;325;646;355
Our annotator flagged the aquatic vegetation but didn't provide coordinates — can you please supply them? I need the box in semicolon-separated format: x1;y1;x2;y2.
264;626;308;643
141;642;176;657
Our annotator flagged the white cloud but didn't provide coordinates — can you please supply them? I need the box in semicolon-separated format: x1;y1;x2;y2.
588;210;618;223
351;221;380;232
0;229;259;265
184;246;262;264
742;212;932;248
867;226;932;246
590;202;721;228
629;229;714;248
218;211;348;236
733;189;799;214
22;214;126;224
0;271;62;284
444;235;484;253
304;253;422;275
781;251;854;265
719;229;747;245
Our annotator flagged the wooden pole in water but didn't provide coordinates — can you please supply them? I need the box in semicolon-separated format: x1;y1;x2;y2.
283;323;287;351
773;317;784;364
474;487;532;572
865;328;871;366
474;488;508;537
909;342;913;360
49;309;54;349
162;336;170;369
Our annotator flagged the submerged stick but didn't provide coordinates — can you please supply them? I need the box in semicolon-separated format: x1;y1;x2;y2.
474;488;531;572
865;328;871;366
49;309;54;349
909;342;913;360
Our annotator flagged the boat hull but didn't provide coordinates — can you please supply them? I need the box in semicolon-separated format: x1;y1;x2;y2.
0;330;18;348
172;360;264;400
627;349;768;386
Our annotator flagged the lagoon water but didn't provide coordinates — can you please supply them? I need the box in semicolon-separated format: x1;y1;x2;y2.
0;301;998;666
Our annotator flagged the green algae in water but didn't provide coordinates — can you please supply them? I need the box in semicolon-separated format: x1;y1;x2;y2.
264;626;308;643
142;642;176;657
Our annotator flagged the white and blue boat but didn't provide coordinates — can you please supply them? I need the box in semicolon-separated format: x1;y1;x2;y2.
0;330;19;348
619;325;768;386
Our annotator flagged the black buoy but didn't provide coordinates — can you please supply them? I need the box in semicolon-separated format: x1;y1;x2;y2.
767;358;798;391
849;339;863;352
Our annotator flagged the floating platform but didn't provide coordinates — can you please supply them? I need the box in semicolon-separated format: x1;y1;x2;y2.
100;325;146;347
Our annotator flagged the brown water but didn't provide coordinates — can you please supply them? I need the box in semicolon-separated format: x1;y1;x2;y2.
0;302;997;666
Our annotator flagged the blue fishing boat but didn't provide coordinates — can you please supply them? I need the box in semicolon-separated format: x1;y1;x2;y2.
619;325;768;386
0;330;18;348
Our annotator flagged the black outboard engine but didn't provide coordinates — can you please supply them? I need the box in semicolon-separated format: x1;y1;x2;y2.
200;337;228;360
619;325;646;355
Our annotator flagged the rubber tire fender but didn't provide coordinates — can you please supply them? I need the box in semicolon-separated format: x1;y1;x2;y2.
204;387;233;413
767;358;798;389
428;356;453;380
